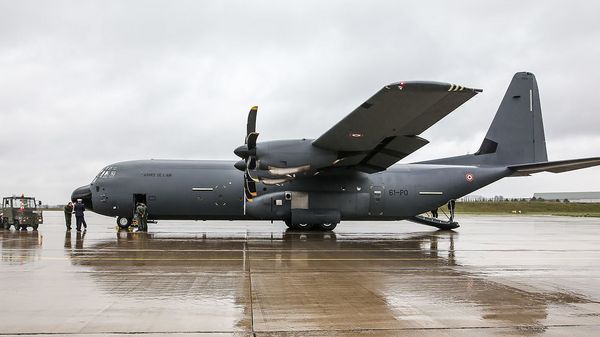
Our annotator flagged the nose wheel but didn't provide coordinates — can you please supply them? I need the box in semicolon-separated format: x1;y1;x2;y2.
117;216;132;229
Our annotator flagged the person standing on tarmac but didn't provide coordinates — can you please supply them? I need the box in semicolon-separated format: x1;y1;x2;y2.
448;200;456;222
64;201;74;230
74;199;86;232
136;202;148;232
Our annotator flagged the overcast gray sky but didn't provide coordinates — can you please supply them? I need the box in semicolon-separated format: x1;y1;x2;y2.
1;0;599;205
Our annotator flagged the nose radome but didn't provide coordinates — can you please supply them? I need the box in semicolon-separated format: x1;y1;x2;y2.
71;185;93;211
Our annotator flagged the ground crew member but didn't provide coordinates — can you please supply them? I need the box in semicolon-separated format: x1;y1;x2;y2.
431;208;438;218
74;199;86;231
136;202;148;232
64;201;74;230
448;200;456;222
142;203;148;231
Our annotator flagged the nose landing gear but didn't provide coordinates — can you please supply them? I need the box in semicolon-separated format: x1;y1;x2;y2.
117;216;132;230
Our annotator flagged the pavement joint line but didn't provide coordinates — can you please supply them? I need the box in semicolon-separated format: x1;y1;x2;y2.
245;237;256;336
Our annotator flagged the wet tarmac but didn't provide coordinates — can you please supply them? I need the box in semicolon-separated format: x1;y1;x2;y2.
1;212;600;336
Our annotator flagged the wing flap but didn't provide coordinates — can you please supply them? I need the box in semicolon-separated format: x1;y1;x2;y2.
333;135;429;173
509;157;600;176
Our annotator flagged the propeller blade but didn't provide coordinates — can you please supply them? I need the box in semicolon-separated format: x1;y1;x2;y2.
247;106;258;137
244;172;257;200
246;169;260;182
246;132;259;150
247;157;257;170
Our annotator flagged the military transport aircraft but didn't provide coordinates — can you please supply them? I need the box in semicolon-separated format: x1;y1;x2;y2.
72;72;600;231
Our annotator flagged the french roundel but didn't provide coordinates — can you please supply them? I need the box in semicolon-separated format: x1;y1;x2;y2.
465;172;474;182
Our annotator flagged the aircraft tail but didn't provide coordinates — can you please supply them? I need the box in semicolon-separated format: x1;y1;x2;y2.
422;72;548;166
475;72;547;165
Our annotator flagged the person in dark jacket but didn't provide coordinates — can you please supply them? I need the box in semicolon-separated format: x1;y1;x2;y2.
74;199;86;232
64;201;74;230
135;202;148;232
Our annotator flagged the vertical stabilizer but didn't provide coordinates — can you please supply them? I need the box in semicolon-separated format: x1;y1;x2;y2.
476;72;547;164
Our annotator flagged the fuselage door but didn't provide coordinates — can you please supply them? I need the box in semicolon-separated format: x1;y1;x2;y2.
369;186;384;216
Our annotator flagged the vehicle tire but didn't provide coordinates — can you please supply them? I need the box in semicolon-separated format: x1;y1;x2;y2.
292;223;314;230
317;223;337;231
117;216;132;229
20;225;27;231
32;224;39;231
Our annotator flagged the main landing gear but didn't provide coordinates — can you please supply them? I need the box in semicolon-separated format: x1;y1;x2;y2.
284;220;338;231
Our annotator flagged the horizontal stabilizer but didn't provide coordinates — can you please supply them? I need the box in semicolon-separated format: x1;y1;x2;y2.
509;157;600;176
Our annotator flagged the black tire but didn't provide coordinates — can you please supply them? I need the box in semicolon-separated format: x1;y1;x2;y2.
32;224;39;231
117;216;132;229
20;225;27;231
317;223;337;231
292;223;314;230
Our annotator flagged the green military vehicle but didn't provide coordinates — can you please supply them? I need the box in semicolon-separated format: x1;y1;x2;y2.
1;196;43;230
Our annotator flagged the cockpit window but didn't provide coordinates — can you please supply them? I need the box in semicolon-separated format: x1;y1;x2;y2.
93;166;118;181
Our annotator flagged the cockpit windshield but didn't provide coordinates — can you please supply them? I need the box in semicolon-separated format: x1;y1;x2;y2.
92;166;117;182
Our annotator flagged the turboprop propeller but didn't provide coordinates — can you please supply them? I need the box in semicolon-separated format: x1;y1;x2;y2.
234;106;341;214
233;107;260;214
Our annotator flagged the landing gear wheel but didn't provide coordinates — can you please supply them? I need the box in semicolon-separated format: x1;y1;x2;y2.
117;217;132;230
292;223;314;230
317;223;337;231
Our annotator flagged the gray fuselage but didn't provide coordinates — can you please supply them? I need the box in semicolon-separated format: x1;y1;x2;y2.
80;159;509;222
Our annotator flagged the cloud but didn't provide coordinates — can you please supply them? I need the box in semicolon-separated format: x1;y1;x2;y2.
1;0;599;204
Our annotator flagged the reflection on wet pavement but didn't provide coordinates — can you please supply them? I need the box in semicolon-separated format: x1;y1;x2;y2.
1;211;599;336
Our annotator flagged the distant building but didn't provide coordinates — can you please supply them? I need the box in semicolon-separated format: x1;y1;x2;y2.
459;195;486;202
533;192;600;203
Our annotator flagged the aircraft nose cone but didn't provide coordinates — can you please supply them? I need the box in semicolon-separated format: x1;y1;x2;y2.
71;185;93;211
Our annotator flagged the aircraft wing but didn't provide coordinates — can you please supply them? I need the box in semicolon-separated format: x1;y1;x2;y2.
313;81;482;173
508;157;600;176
